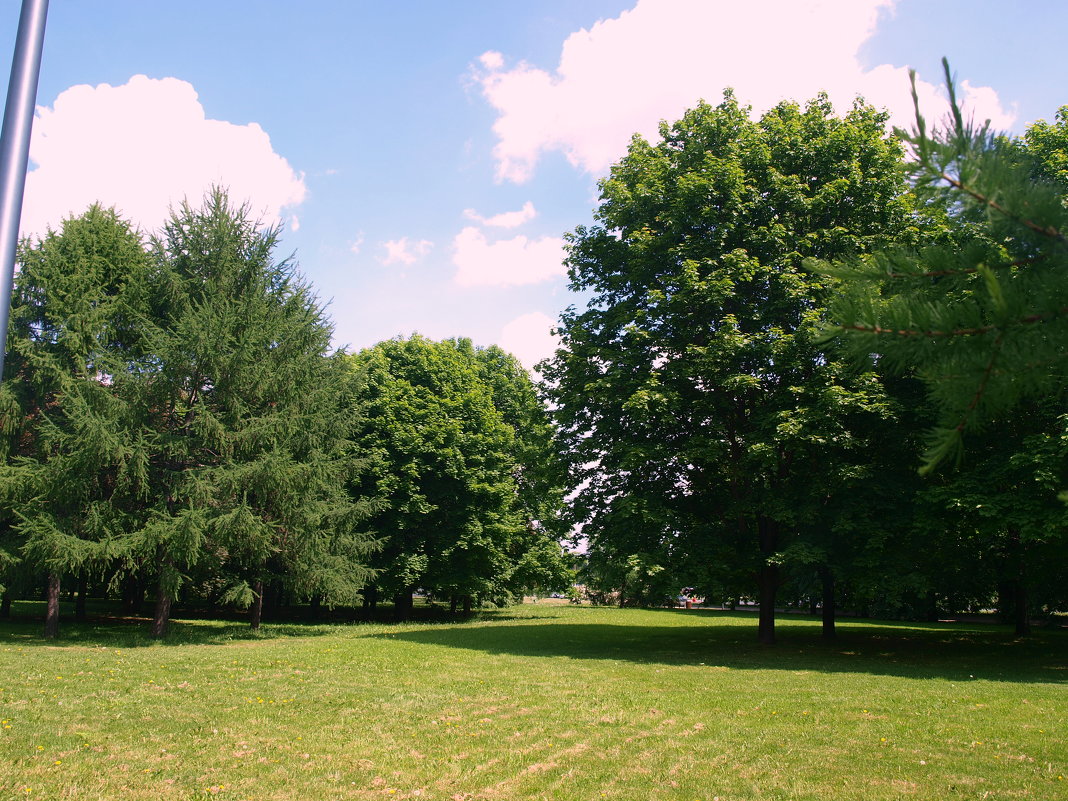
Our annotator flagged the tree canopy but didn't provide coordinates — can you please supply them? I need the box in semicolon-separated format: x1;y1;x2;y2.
544;92;916;642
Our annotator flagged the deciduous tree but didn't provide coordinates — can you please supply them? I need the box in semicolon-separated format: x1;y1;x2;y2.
544;93;914;643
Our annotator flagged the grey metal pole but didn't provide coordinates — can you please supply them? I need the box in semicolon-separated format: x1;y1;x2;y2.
0;0;48;382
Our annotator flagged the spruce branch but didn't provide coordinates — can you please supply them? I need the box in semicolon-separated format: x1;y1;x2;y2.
938;171;1066;243
886;255;1045;279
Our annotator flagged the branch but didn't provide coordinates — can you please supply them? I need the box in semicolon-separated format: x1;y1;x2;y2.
954;332;1004;433
940;172;1066;243
838;322;994;338
887;255;1045;279
838;306;1068;338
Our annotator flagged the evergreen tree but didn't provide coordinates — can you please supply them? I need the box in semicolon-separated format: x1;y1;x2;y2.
822;63;1068;471
120;190;376;635
0;206;150;637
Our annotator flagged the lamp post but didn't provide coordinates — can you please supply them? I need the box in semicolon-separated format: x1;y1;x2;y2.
0;0;48;382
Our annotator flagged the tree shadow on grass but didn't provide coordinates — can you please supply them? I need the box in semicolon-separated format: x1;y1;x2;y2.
0;601;563;648
374;609;1068;684
0;614;352;647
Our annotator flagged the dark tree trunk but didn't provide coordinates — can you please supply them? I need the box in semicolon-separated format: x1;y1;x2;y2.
999;529;1031;636
1;590;11;619
450;595;458;614
364;586;378;611
926;591;939;623
151;579;173;638
310;594;322;618
1014;579;1030;636
250;579;264;631
757;516;779;645
819;566;836;641
121;573;144;614
394;588;414;621
75;576;88;623
462;595;472;615
44;572;60;639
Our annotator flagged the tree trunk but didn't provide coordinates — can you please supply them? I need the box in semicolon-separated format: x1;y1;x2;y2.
44;572;60;639
250;578;264;631
819;565;836;641
151;579;173;638
462;595;472;615
925;591;939;623
998;530;1031;636
450;595;458;614
75;576;88;623
121;573;144;614
1014;578;1030;636
394;588;413;621
757;516;779;645
1;590;11;619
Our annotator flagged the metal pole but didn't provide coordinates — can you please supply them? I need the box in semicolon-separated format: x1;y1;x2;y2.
0;0;48;382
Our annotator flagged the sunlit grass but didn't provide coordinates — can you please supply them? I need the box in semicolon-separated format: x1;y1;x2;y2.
0;604;1064;800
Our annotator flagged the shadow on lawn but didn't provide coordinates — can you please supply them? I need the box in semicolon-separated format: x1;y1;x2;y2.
0;614;349;647
376;609;1068;684
0;601;560;648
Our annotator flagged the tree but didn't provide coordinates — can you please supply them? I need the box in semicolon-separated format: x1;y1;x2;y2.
822;65;1068;471
543;93;915;643
120;190;376;635
351;336;568;617
0;206;150;638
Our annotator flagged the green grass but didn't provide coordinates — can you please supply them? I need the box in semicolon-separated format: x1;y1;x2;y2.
0;603;1065;801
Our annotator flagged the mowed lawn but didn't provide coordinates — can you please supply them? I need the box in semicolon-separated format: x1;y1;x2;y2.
0;604;1064;801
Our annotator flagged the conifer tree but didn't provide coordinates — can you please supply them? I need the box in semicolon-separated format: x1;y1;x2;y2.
121;189;376;635
0;206;150;638
822;62;1068;471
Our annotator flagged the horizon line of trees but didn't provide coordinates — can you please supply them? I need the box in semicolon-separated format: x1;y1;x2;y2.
2;73;1065;647
0;190;571;639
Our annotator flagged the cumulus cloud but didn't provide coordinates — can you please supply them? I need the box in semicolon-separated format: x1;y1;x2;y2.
452;226;565;287
474;0;1016;182
381;237;433;265
463;201;537;228
499;311;560;371
22;74;306;236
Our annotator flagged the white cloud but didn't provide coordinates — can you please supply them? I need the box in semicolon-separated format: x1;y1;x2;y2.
480;51;505;71
288;214;300;232
381;237;433;265
22;74;306;236
475;0;1016;183
350;232;366;255
463;200;537;228
499;311;559;371
452;226;565;287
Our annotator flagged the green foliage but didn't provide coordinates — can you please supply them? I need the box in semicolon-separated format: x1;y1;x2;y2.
350;336;568;612
0;192;379;635
0;206;151;595
820;62;1068;471
545;93;914;637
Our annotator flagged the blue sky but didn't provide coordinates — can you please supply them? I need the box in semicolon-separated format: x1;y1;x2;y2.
2;0;1065;368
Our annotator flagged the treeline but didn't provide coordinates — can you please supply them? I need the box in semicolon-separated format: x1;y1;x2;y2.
547;86;1068;642
0;191;569;638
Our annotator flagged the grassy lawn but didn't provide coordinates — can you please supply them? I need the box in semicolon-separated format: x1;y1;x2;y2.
0;603;1064;801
